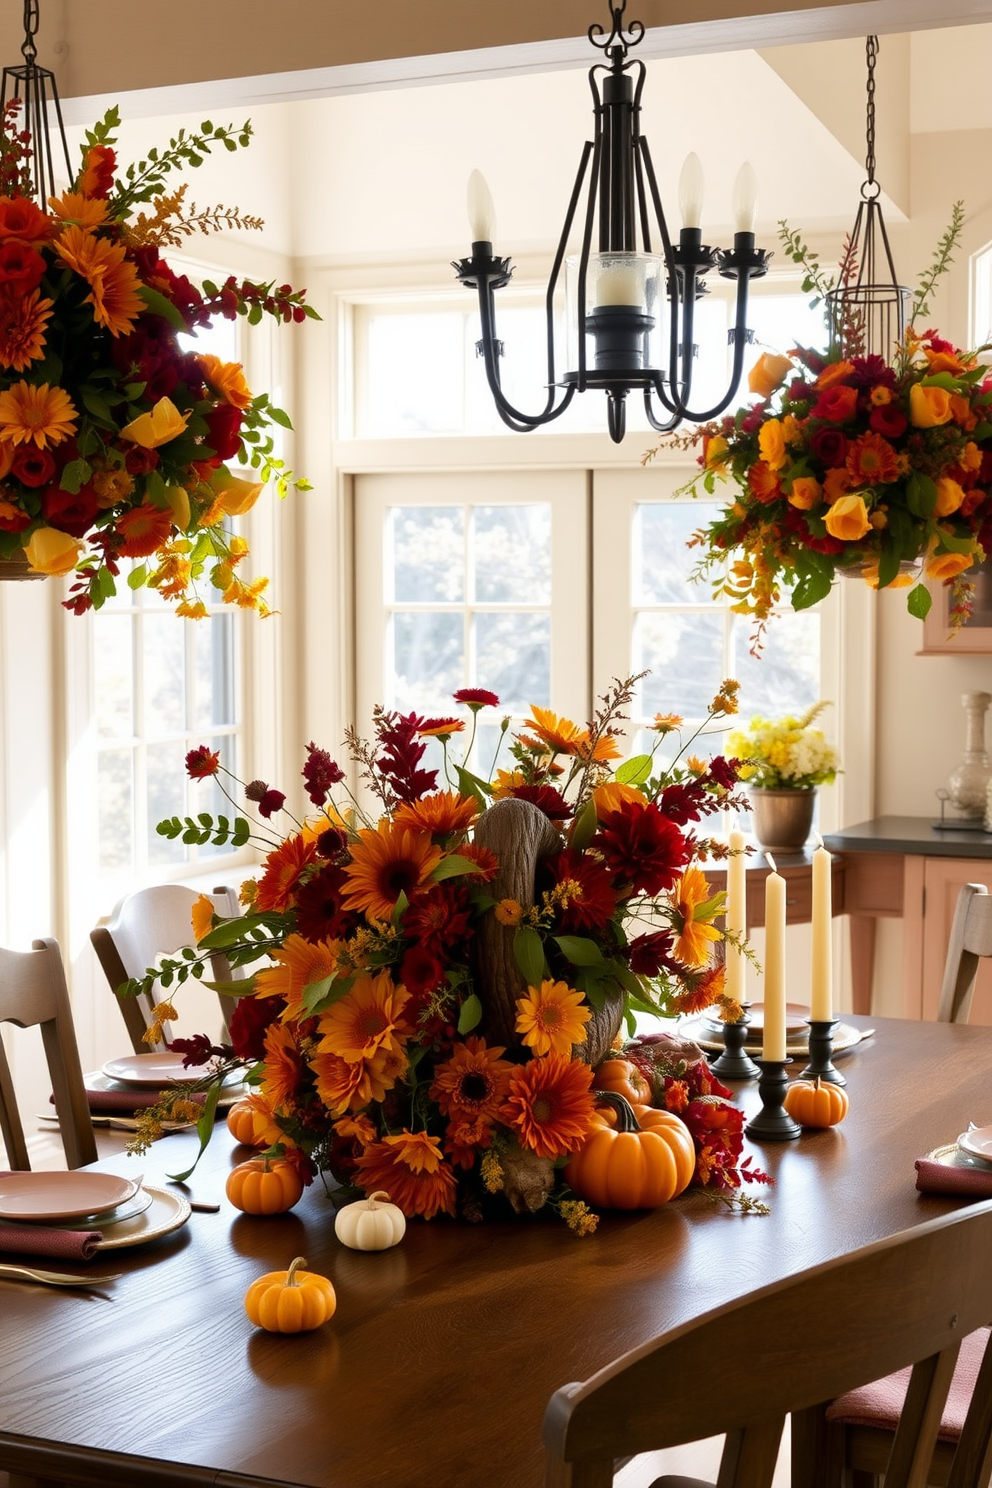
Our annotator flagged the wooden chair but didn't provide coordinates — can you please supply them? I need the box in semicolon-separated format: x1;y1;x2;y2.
90;884;242;1054
541;1201;992;1488
936;882;992;1025
0;938;97;1170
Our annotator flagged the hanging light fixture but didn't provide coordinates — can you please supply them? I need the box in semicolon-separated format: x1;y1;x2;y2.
453;0;771;444
825;35;910;360
0;0;71;206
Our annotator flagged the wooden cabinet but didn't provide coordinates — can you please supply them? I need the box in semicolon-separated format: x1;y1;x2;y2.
910;856;992;1024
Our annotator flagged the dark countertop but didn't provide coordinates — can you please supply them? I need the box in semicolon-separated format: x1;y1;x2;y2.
823;814;992;858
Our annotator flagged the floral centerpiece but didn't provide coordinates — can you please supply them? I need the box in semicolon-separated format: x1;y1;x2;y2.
646;207;992;647
727;702;840;791
0;104;315;615
124;677;771;1230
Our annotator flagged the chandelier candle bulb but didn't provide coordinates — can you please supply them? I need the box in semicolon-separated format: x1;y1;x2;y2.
593;261;642;308
678;152;705;230
732;161;758;235
810;835;833;1022
762;855;787;1062
725;829;747;1002
467;169;496;244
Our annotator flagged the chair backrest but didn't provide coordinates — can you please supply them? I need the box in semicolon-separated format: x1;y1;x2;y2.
937;882;992;1024
0;938;98;1170
90;884;242;1054
542;1201;992;1488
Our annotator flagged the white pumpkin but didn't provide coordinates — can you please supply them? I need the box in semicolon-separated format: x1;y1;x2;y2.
334;1190;406;1251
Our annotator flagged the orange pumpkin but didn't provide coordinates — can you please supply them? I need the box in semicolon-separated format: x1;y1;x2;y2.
564;1092;695;1209
244;1256;336;1332
592;1058;652;1107
226;1097;281;1149
783;1076;849;1129
226;1156;305;1215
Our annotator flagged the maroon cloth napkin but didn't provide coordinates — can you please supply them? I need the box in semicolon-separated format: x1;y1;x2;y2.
0;1223;100;1260
52;1087;207;1114
915;1157;992;1197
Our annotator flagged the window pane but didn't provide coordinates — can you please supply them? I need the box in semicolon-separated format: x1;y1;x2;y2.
195;614;236;729
472;505;551;603
633;611;724;718
98;749;133;873
365;313;464;435
146;741;187;867
94;615;134;740
143;615;185;734
634;501;719;604
731;610;822;721
390;612;463;712
386;507;464;603
475;612;550;713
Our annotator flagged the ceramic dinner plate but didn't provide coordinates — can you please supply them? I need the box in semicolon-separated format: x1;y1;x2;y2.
1;1185;154;1230
0;1170;139;1222
101;1051;209;1087
92;1185;191;1249
927;1142;992;1172
84;1069;247;1110
956;1125;992;1164
700;1002;811;1038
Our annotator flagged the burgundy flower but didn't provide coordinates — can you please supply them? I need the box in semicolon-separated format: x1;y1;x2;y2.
124;445;160;476
258;788;286;819
11;445;55;488
594;799;691;895
41;483;100;537
808;426;849;467
316;826;349;859
658;781;708;825
453;687;500;709
849;355;896;389
705;755;740;791
185;745;220;779
399;943;447;998
542;849;617;933
403;883;474;953
0;238;44;292
170;1034;229;1067
869;402;908;440
229;994;283;1063
203;402;243;461
302;741;345;806
293;864;355;943
504;782;572;821
375;711;437;803
628;929;677;977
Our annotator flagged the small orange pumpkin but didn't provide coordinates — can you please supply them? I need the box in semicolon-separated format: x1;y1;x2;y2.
564;1092;695;1209
783;1076;849;1129
226;1097;281;1149
592;1057;652;1107
244;1255;336;1332
226;1156;305;1215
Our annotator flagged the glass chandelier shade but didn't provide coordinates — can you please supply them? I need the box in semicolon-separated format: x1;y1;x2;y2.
0;0;71;207
453;1;771;443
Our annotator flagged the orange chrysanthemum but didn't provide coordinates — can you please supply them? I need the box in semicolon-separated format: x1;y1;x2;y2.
197;352;253;410
500;1053;596;1160
190;894;215;943
55;225;144;336
575;729;623;763
673;963;726;1018
255;834;319;913
255;933;342;1023
333;1112;377;1148
522;705;583;755
846;431;899;486
354;1131;458;1219
514;980;592;1057
672;865;722;968
445;1115;494;1170
0;287;52;371
0;379;76;447
316;970;411;1062
259;1022;304;1112
115;502;175;557
393;790;479;837
455;841;499;882
341;819;442;922
311;1043;409;1116
430;1036;513;1123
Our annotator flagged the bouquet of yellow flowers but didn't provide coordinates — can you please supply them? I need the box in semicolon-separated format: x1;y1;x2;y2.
727;702;839;791
123;678;772;1229
0;103;314;615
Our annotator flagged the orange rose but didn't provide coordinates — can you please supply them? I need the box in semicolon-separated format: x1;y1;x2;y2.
788;476;822;510
758;418;787;471
925;550;975;582
949;393;977;431
812;385;858;423
814;360;855;390
823;493;871;542
934;477;966;517
748;352;793;399
909;384;954;427
823;467;853;504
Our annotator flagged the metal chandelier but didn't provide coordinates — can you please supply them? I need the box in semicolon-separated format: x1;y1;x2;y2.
0;0;71;207
453;0;771;443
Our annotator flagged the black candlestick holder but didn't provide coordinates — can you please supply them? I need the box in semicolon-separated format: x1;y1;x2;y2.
800;1018;847;1086
710;1003;761;1081
745;1059;802;1141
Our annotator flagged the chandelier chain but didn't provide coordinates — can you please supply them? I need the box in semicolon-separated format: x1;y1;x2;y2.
588;2;644;58
864;34;878;185
20;0;39;64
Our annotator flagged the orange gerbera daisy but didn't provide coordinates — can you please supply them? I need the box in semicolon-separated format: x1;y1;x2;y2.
316;970;411;1062
846;431;898;486
672;865;722;968
500;1052;596;1160
47;192;109;228
197;352;253;410
576;730;623;763
0;287;52;371
55;225;143;336
354;1131;458;1219
341;819;442;922
333;1112;377;1147
255;833;319;913
190;893;215;943
255;933;341;1022
115;502;174;558
0;379;76;447
430;1036;513;1122
514;980;592;1057
393;790;478;837
259;1022;304;1112
523;705;583;755
491;768;527;798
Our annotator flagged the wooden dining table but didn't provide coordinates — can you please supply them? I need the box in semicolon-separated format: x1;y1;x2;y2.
3;1014;991;1488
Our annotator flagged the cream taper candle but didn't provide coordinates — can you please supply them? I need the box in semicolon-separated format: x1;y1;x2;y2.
725;829;746;1002
762;854;786;1061
810;833;832;1021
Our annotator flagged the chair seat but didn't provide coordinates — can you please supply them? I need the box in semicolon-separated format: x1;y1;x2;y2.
826;1325;991;1442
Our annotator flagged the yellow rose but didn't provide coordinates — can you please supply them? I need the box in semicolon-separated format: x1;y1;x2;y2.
121;396;190;449
24;526;83;575
909;383;954;428
934;477;965;517
197;353;253;411
213;472;264;517
163;484;190;530
748;352;793;399
703;435;729;470
788;476;822;510
758;418;787;471
925;550;975;582
823;493;871;542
